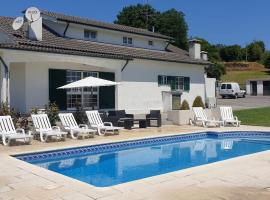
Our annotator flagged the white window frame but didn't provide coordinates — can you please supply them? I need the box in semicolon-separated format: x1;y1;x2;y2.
84;29;97;40
66;70;99;110
160;75;168;85
123;36;133;46
175;76;184;91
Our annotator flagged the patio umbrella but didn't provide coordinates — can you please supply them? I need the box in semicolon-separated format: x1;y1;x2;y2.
57;76;118;109
58;76;118;89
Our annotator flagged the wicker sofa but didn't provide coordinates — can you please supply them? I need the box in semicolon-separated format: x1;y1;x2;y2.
107;110;134;127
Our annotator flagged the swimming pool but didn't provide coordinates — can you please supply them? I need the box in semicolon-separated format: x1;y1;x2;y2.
15;131;270;187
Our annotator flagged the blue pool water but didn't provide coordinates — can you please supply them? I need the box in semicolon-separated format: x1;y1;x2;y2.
15;132;270;187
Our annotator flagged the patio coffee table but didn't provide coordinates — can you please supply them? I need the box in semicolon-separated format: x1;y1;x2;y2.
123;119;147;129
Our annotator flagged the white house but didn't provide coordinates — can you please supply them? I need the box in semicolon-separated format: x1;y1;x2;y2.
0;8;211;114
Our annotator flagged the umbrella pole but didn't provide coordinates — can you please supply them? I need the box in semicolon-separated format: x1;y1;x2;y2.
91;86;94;110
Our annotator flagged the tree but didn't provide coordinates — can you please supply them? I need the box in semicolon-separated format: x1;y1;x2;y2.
195;38;221;62
156;9;188;50
261;52;270;68
206;62;226;80
115;4;189;50
219;45;242;61
253;40;265;53
114;4;158;29
247;42;264;61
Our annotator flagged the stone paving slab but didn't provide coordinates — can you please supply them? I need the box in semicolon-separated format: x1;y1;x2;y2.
0;125;270;200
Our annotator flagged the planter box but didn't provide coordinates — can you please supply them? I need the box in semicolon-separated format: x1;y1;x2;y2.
167;110;194;125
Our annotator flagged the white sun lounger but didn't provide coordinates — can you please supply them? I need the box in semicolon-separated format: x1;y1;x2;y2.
31;114;67;142
0;115;32;146
59;113;96;139
192;107;222;127
220;106;241;127
85;110;121;136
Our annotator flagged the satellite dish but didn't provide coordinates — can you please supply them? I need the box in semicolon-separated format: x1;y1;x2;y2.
25;7;40;22
12;16;24;30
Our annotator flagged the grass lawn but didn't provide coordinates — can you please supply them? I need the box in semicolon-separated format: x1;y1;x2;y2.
221;70;270;86
234;107;270;127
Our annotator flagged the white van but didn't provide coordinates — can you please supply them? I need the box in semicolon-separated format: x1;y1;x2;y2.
219;82;246;99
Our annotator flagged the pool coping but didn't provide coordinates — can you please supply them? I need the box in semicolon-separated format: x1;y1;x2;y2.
14;130;270;163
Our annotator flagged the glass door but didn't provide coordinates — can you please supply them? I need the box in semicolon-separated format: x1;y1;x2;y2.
66;70;99;110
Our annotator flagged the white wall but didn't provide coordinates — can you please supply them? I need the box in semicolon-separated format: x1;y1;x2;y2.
246;81;251;95
44;20;167;51
10;63;26;112
257;80;263;95
205;77;216;98
118;59;206;113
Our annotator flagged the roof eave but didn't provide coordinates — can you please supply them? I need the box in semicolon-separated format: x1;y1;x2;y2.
0;46;210;65
56;18;172;40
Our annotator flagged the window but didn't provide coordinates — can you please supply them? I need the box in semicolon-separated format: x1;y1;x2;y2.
148;40;153;46
128;37;133;45
227;84;232;89
158;75;168;85
172;94;181;110
123;36;133;45
175;77;184;91
158;75;190;92
221;84;226;89
67;94;82;109
84;29;97;40
66;70;99;110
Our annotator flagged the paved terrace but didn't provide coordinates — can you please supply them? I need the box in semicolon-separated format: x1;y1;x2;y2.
0;125;270;200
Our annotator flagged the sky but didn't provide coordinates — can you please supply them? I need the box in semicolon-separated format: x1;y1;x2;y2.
1;0;269;49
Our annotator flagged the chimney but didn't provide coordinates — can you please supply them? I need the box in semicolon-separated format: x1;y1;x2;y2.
189;39;201;59
201;51;208;61
28;17;42;41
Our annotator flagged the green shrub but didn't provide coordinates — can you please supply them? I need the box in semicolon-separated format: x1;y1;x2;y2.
45;102;59;125
0;102;31;130
30;107;39;114
0;102;18;117
180;100;190;110
192;96;205;108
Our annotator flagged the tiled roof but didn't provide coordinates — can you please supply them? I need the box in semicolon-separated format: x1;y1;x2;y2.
40;10;172;40
0;16;210;65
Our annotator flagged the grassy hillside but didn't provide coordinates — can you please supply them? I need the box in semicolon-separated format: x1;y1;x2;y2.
221;62;270;87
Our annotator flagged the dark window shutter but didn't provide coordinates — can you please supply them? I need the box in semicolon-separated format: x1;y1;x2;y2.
99;72;115;109
49;69;67;110
184;77;190;91
170;77;176;90
158;75;162;85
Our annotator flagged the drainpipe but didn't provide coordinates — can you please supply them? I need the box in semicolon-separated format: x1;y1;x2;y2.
0;56;9;104
63;22;70;37
121;59;130;72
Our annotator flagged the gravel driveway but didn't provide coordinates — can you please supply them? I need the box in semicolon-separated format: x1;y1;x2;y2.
217;95;270;110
